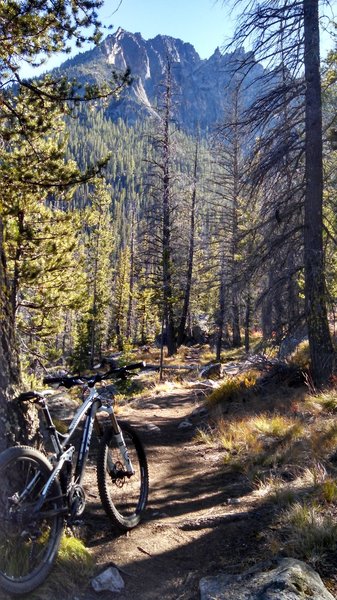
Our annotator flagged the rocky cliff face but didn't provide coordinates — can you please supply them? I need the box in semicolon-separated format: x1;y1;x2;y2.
58;28;265;132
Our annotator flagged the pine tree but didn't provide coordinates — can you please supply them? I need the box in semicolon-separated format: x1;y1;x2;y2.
73;181;114;369
0;0;129;448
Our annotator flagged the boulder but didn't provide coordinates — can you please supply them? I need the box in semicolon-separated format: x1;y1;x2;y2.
43;392;79;421
199;558;335;600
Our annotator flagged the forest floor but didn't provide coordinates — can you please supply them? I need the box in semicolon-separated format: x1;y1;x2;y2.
67;344;337;600
6;346;337;600
78;383;275;600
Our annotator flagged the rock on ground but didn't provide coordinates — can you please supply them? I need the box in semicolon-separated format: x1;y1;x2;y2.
91;566;125;593
199;557;336;600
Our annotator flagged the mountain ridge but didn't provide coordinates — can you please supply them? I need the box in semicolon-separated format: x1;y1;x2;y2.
56;28;265;132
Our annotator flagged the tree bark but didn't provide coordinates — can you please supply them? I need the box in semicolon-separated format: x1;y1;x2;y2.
162;62;177;356
303;0;335;385
231;90;242;348
177;142;198;346
0;218;39;451
126;200;136;341
216;255;227;361
244;290;251;353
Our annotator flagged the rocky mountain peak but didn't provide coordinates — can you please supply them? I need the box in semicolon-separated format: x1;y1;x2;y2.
57;29;265;133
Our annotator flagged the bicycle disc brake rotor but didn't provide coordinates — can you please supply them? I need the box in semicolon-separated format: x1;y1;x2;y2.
111;461;126;487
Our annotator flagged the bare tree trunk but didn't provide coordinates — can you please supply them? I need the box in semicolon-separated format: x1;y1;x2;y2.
216;256;227;361
244;290;251;353
177;141;198;346
231;91;242;348
126;208;135;341
162;63;177;356
0;218;39;451
303;0;335;385
262;272;273;339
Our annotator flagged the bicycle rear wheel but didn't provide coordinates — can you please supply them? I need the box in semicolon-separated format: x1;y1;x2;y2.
97;422;149;531
0;446;64;595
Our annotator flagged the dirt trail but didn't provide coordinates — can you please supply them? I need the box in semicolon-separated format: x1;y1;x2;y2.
78;387;273;600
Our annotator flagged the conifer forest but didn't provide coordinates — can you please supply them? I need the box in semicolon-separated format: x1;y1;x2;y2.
0;0;337;448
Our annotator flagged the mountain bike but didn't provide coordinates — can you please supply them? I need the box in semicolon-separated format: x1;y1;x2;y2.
0;362;149;596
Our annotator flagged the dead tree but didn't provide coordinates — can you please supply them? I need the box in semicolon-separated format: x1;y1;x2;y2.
222;0;335;383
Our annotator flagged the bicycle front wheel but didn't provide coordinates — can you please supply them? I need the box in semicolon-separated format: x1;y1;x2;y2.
97;422;149;531
0;445;64;596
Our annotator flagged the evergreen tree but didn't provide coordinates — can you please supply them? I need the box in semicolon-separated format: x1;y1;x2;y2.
73;181;114;369
0;0;128;449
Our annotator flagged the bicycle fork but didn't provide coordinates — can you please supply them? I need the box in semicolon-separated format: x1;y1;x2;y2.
103;407;135;476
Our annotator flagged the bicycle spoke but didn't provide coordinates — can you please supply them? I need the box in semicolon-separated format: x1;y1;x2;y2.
0;448;63;595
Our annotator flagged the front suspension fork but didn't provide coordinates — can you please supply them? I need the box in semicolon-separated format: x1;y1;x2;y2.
109;412;135;476
95;410;135;476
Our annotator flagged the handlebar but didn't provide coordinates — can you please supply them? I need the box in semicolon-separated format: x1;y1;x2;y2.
42;376;85;389
43;361;147;389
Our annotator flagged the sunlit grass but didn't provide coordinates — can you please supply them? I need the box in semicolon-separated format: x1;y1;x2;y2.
279;501;337;564
56;533;94;578
254;475;297;507
311;419;337;458
217;418;264;459
320;478;337;503
287;340;310;370
308;390;337;413
204;406;322;481
253;414;304;440
214;413;305;468
48;534;93;598
194;426;215;446
6;533;95;600
206;371;258;407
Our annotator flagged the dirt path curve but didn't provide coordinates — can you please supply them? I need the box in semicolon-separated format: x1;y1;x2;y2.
80;387;273;600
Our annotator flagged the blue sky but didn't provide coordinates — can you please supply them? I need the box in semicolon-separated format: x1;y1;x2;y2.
20;0;235;77
100;0;235;59
101;0;335;58
19;0;335;78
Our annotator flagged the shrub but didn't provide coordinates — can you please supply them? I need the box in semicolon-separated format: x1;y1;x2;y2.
206;370;258;407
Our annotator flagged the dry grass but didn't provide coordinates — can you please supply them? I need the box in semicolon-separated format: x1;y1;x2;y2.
254;475;298;506
253;414;304;439
307;390;337;413
279;502;337;564
194;426;216;447
287;340;311;370
206;370;259;407
200;370;337;566
114;343;337;567
212;412;307;475
9;533;94;600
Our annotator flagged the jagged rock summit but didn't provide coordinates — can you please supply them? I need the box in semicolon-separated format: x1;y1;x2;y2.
57;28;264;131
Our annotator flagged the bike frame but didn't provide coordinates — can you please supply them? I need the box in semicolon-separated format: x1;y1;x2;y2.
33;384;135;515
